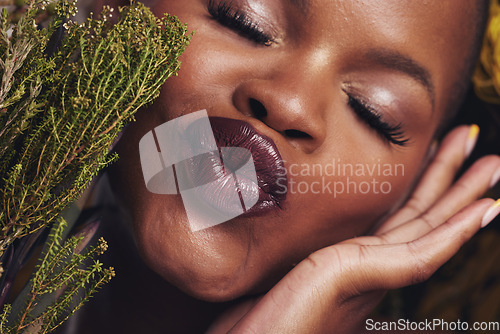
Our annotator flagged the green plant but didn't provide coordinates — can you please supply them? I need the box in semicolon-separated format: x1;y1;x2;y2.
1;218;114;333
0;0;191;331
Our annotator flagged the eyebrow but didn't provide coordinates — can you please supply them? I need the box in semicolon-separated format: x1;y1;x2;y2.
365;49;435;107
289;0;310;16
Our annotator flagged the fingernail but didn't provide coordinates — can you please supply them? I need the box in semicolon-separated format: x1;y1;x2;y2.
423;140;438;166
428;140;438;158
464;124;479;157
481;199;500;228
490;168;500;188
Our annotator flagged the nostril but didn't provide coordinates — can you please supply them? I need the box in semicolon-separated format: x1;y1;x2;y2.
249;98;267;119
247;98;312;140
284;129;312;139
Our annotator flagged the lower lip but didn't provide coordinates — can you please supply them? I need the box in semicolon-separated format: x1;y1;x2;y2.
181;117;287;218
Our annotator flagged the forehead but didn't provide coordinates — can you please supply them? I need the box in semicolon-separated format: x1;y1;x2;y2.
290;0;476;36
290;0;475;57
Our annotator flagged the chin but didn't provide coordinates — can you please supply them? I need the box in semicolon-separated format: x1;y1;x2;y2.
141;243;262;302
166;262;256;302
131;206;269;302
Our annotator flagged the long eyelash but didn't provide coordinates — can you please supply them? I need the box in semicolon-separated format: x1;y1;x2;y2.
207;0;274;46
347;95;410;147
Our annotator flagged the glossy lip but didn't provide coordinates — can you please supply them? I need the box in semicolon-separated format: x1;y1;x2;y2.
182;116;287;218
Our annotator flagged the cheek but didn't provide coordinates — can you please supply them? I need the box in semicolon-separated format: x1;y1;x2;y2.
289;172;409;235
150;45;234;120
282;145;427;245
160;40;253;110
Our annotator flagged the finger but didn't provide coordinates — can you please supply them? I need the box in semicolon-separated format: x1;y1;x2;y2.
342;199;496;293
376;125;478;234
377;155;500;243
207;297;263;334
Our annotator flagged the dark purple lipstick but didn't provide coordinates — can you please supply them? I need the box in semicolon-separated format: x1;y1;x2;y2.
181;117;287;217
211;117;287;215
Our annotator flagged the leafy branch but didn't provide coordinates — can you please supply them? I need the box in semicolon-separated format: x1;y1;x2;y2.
0;0;191;256
0;0;191;332
2;217;115;333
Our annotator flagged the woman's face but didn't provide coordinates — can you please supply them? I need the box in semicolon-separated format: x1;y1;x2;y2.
108;0;479;301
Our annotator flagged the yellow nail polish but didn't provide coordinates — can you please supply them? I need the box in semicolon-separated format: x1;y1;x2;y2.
464;124;479;157
482;199;500;228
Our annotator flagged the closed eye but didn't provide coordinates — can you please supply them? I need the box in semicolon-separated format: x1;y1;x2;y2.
347;95;410;147
207;0;275;46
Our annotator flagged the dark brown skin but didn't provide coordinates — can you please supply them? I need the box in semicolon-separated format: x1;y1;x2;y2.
78;0;500;332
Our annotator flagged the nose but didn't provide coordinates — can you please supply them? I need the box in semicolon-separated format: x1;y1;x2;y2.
232;54;331;153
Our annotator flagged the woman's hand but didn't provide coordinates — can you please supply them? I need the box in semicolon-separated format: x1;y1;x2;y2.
207;125;500;334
